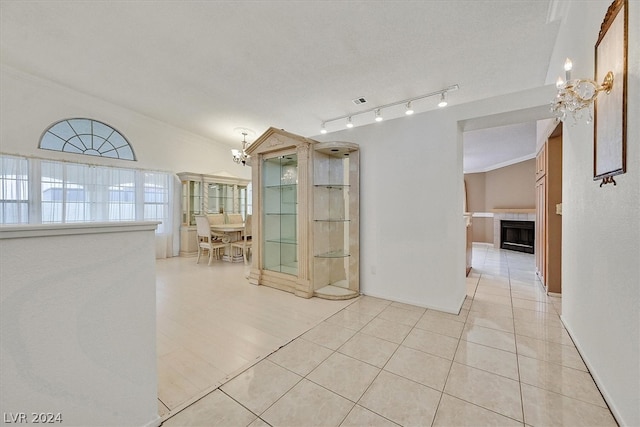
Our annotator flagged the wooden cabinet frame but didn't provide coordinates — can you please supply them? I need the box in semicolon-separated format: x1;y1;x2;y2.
535;124;562;294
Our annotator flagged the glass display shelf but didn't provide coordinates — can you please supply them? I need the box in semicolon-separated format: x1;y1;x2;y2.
265;238;298;244
265;184;298;189
315;250;350;258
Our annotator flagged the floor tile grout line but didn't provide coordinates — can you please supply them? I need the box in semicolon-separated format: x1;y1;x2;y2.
506;250;528;425
187;298;362;424
340;301;456;425
474;247;615;417
457;246;527;422
232;368;305;422
438;391;528;425
460;246;526;422
301;320;405;427
217;388;265;424
434;304;465;426
358;306;448;427
266;306;442;422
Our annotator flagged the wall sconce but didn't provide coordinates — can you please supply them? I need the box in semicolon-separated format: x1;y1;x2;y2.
551;58;614;123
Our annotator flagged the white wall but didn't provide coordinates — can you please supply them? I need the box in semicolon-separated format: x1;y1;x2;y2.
316;85;555;313
317;111;465;312
549;2;640;425
0;65;251;180
0;223;160;427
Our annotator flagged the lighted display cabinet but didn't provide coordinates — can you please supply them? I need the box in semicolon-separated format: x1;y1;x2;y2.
245;128;359;300
177;172;250;256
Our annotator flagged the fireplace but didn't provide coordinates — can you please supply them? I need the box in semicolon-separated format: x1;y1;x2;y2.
500;220;534;254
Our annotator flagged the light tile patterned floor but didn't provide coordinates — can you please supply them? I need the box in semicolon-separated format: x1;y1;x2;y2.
155;257;355;415
161;245;616;426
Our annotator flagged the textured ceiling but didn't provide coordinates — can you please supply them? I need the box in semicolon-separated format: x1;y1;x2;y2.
0;0;559;171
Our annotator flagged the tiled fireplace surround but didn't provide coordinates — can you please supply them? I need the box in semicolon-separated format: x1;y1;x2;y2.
492;211;536;249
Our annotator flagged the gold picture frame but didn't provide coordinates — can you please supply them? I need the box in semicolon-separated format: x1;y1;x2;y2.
594;0;627;185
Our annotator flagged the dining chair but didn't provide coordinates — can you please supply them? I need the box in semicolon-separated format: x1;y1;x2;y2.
207;213;225;226
231;214;252;264
195;215;227;265
225;213;243;224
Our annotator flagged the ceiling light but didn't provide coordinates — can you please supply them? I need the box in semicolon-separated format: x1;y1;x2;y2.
319;84;459;133
231;128;254;166
405;101;414;115
346;117;354;128
438;92;448;107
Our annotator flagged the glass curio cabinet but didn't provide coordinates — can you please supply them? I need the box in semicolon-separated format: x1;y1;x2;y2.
245;127;359;300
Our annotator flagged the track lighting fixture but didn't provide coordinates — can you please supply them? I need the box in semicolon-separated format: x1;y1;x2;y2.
320;84;458;133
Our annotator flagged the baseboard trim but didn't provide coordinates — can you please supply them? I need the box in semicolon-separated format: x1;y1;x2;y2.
561;316;625;426
360;291;465;315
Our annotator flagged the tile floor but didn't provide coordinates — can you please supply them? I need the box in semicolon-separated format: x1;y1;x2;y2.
161;245;616;426
156;258;354;416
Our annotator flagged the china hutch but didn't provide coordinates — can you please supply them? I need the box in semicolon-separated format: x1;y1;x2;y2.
177;172;250;256
245;127;359;300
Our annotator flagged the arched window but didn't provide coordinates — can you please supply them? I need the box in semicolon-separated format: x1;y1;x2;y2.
40;118;136;161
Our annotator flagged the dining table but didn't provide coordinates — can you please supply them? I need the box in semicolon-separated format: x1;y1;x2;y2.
210;223;245;262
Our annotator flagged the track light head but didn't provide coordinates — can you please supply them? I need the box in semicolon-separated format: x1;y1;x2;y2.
438;92;448;108
405;101;414;115
374;109;383;122
346;117;354;128
320;123;327;134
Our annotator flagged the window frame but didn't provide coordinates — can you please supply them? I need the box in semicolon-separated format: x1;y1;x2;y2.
39;118;137;161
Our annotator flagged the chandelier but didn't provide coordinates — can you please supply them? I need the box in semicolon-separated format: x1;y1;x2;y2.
551;58;613;123
231;129;252;166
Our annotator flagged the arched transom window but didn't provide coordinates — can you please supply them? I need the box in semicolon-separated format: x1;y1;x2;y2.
40;118;136;161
